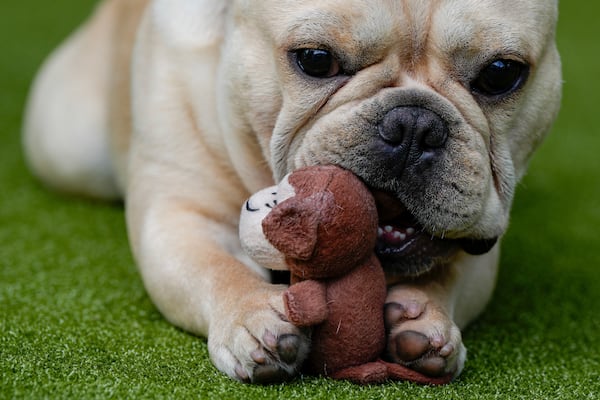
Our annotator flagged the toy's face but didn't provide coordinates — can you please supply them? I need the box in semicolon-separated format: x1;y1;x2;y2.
239;178;295;271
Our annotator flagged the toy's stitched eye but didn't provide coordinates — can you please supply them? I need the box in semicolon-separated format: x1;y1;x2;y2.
472;59;529;97
245;200;259;212
295;48;341;78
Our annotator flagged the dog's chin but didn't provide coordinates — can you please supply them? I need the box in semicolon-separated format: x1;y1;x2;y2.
372;190;497;278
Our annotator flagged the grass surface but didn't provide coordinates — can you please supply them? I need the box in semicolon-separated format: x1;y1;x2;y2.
1;1;599;399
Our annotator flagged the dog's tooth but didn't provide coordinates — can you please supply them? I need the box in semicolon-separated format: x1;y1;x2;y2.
393;232;406;241
406;227;415;235
384;226;393;233
378;227;384;237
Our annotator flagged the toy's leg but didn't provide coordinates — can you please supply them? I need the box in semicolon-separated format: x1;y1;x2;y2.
331;360;453;385
330;362;388;384
382;361;452;385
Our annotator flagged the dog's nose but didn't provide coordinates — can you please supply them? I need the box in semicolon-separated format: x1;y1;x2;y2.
378;106;449;153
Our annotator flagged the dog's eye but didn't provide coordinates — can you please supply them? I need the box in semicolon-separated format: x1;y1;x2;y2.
472;59;529;97
294;49;341;78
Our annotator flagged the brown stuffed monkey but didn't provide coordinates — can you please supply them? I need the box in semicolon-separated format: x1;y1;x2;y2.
239;165;452;385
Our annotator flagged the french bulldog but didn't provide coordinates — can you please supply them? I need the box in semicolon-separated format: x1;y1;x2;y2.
24;0;561;383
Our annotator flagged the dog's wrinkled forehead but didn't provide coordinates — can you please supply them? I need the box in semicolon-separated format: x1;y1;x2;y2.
242;0;558;60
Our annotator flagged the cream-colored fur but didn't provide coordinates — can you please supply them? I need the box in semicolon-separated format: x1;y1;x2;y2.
24;0;561;383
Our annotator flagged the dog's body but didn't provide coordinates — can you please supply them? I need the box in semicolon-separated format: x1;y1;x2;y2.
24;0;561;383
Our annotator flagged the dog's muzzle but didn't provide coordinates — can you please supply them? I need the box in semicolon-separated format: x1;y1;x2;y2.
369;107;497;277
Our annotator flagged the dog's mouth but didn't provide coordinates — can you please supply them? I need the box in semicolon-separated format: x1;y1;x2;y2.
372;190;497;278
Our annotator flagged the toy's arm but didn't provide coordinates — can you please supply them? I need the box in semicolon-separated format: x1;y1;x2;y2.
283;280;328;327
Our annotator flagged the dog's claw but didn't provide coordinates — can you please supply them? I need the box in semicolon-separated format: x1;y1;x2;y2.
394;330;431;362
235;363;250;383
262;330;278;348
252;364;294;384
277;334;301;364
384;301;425;331
416;356;448;377
250;349;267;364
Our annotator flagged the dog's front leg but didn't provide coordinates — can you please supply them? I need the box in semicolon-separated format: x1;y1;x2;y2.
121;11;310;383
125;188;310;383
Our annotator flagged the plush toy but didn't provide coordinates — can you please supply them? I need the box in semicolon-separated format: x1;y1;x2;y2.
239;165;452;385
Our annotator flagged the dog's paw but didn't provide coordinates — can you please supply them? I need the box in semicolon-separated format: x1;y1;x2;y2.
207;283;310;384
384;287;466;379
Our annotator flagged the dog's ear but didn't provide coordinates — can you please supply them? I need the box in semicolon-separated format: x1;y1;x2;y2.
262;192;334;260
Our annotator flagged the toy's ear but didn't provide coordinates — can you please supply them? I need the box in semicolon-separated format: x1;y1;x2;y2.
263;192;334;260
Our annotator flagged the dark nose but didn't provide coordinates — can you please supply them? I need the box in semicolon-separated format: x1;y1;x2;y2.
378;106;449;154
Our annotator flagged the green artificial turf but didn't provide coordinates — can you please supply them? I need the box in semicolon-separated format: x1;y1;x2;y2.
1;1;599;399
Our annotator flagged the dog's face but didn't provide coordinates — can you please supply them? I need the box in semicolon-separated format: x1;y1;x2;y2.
223;0;561;276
